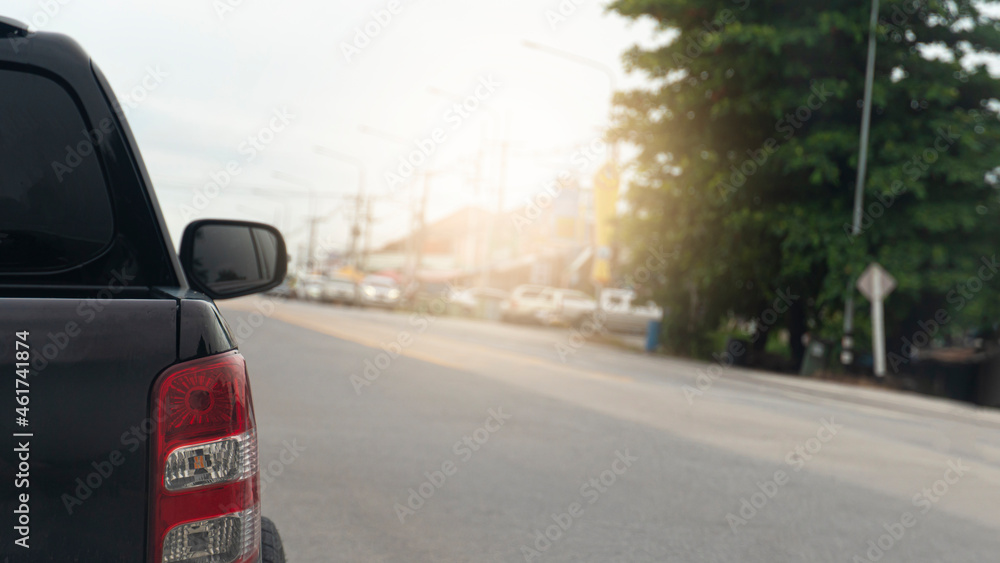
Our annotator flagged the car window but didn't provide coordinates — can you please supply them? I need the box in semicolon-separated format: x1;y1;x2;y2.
0;69;114;272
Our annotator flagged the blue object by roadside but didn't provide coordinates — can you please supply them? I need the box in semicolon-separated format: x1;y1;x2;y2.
645;320;662;352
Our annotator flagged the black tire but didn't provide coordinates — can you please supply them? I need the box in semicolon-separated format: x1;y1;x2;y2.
261;517;286;563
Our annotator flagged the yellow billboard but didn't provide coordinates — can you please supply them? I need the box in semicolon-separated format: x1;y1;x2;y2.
592;159;619;284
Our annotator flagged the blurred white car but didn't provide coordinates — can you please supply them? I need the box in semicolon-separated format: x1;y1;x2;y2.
500;284;553;323
322;276;358;305
599;288;664;334
299;275;326;302
452;287;509;319
544;289;598;327
359;275;402;308
502;285;597;326
265;280;293;299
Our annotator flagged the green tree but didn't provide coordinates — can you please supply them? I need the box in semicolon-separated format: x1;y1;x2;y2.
609;0;1000;367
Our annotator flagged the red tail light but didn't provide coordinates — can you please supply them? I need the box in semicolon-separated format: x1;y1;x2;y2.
148;351;260;563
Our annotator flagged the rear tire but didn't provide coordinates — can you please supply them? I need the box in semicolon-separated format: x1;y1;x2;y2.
261;517;286;563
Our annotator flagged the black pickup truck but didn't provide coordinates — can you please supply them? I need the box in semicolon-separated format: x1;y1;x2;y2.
0;16;287;563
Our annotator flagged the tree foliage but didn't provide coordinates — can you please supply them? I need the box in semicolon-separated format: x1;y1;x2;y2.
609;0;1000;365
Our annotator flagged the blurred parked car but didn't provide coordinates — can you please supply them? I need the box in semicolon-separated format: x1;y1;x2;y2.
599;288;664;334
453;287;509;320
266;280;293;299
409;280;470;314
541;289;598;327
500;284;553;323
322;276;359;305
502;285;599;326
360;275;402;309
299;275;326;302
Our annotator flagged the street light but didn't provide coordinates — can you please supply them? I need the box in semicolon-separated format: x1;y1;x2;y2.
427;85;505;285
841;0;881;367
270;170;322;272
522;39;619;299
521;40;617;93
357;125;428;281
358;124;410;146
520;40;618;162
313;146;368;270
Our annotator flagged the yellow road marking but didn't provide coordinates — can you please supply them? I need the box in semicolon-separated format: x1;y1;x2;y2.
269;309;470;372
227;302;633;385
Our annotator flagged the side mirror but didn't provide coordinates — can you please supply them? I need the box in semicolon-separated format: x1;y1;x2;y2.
179;220;287;300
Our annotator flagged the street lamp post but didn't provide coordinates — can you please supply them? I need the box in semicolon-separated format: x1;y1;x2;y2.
427;86;498;283
520;40;618;163
841;0;881;367
271;171;321;272
359;122;473;284
358;124;411;146
521;40;619;300
358;124;422;281
313;146;368;271
521;40;617;93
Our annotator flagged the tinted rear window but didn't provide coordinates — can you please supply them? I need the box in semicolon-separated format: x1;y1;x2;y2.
0;69;114;272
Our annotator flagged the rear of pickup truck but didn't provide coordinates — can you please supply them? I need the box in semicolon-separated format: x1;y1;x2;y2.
0;18;284;562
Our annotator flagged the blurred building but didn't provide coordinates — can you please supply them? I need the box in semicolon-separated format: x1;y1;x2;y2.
367;207;491;279
368;186;596;290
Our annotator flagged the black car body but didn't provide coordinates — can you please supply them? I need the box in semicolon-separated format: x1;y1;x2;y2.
0;17;285;562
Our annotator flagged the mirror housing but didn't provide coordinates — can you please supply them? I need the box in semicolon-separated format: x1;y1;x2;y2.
179;220;287;300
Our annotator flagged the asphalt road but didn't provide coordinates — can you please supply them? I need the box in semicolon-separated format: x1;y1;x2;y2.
219;297;1000;563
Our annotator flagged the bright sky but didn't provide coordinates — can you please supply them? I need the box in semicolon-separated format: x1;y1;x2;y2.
7;0;658;259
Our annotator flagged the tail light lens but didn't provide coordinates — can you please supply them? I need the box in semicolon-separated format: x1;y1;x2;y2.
149;351;260;563
163;432;255;491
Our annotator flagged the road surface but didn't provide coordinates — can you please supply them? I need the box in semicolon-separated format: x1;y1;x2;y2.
219;297;1000;563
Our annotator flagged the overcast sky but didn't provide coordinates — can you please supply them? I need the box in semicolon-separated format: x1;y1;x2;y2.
7;0;658;258
13;1;999;261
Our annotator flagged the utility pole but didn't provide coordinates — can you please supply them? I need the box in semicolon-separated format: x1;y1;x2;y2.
312;146;367;270
362;194;373;273
413;171;433;280
427;86;496;285
521;40;619;294
483;132;510;287
841;0;881;367
298;243;308;271
498;139;509;219
474;125;488;282
306;216;323;272
349;189;363;268
271;170;322;273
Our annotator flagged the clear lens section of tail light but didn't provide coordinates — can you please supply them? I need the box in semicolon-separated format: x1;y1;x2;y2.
164;431;256;491
162;507;259;563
